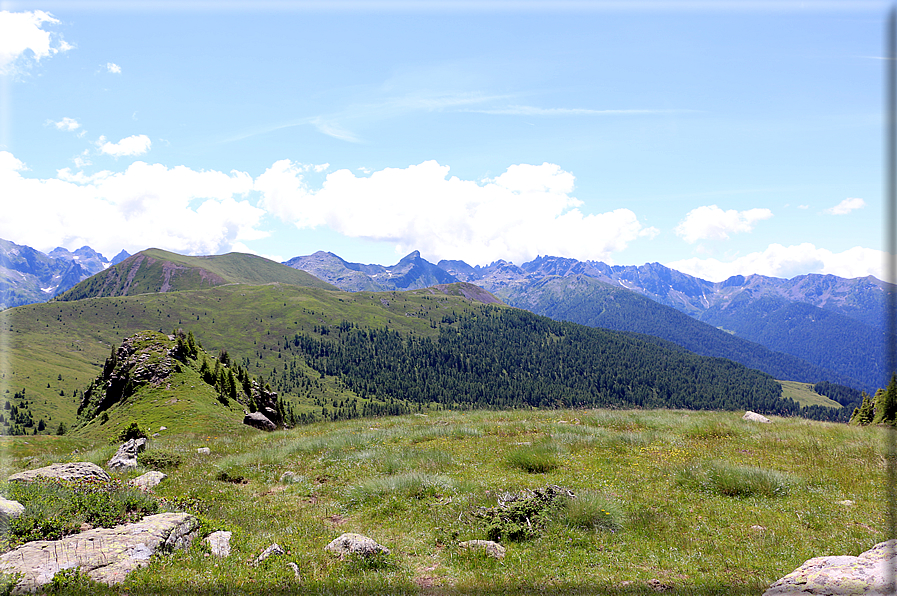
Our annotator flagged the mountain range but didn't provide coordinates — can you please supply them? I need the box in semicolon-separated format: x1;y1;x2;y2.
1;239;888;393
0;238;130;310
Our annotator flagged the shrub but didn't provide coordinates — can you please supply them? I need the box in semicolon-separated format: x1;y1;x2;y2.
138;449;182;470
474;485;573;542
0;477;160;551
506;442;563;473
677;461;793;498
117;421;146;442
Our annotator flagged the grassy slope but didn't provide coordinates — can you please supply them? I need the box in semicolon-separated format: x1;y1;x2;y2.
779;380;842;409
0;284;494;432
55;249;337;301
0;408;885;594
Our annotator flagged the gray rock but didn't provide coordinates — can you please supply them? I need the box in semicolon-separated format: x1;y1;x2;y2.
287;561;301;580
128;471;166;491
743;411;771;423
458;540;506;559
763;540;897;595
243;412;276;432
254;543;284;566
107;438;147;471
0;498;24;520
8;462;110;484
206;531;232;557
0;512;199;594
196;447;211;455
325;533;389;558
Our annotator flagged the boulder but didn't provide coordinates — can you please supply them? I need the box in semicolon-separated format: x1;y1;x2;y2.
8;462;110;484
0;512;199;594
763;540;897;595
196;447;211;455
324;533;389;558
243;412;275;432
0;498;24;520
743;411;771;423
206;531;232;557
458;540;506;559
107;438;147;471
128;471;166;491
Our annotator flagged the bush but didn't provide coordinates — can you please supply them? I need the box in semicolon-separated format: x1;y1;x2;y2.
473;485;573;542
138;449;182;470
0;477;160;551
117;421;146;442
506;442;563;473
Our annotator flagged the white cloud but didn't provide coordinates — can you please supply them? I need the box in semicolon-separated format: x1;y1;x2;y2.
106;62;121;74
675;204;773;243
824;197;865;215
668;243;887;282
0;10;70;76
50;117;80;132
255;160;654;265
98;134;151;157
0;151;265;259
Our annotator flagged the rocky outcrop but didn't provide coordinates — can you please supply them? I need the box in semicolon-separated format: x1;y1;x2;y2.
107;438;147;471
248;380;282;428
0;512;199;594
458;540;505;559
243;411;275;431
8;462;110;483
324;533;389;558
763;540;896;595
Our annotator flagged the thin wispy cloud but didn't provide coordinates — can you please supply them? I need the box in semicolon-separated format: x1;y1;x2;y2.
469;105;693;116
824;197;865;215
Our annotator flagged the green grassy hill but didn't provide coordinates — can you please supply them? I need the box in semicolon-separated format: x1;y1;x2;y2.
0;280;842;441
778;380;842;409
0;283;503;435
54;249;337;301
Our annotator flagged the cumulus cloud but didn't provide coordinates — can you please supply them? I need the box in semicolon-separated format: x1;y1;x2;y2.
675;204;773;244
0;151;265;259
50;117;80;132
98;134;151;157
0;10;71;76
106;62;121;74
255;160;655;265
824;197;865;215
667;243;887;282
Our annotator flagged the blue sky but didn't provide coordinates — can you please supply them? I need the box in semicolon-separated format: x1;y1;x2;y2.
0;1;889;281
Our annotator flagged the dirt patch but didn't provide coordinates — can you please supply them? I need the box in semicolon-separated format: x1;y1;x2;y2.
324;514;348;525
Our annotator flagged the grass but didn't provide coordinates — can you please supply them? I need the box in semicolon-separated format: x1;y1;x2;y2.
779;380;842;409
0;407;886;594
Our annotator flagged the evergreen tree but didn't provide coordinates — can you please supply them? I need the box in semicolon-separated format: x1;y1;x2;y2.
850;391;875;425
873;374;897;425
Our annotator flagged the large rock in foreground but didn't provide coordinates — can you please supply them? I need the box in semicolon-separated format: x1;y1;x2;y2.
763;540;896;596
0;512;199;594
324;533;389;558
7;462;110;483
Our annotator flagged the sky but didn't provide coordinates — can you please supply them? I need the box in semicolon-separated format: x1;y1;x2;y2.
0;0;891;282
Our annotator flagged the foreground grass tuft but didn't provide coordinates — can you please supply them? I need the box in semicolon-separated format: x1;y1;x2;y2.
678;461;794;498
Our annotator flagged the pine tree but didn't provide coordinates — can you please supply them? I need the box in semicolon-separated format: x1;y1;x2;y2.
850;391;875;425
873;374;897;425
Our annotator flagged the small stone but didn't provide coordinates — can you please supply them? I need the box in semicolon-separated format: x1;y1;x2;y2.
750;525;766;532
838;499;855;507
197;447;211;455
325;533;389;558
254;543;285;566
287;561;301;580
458;540;506;559
159;426;167;431
206;531;232;557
